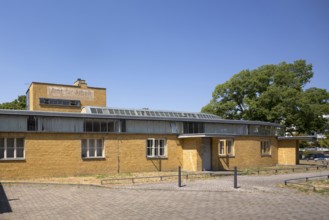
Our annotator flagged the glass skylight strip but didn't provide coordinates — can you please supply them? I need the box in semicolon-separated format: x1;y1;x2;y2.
86;107;220;120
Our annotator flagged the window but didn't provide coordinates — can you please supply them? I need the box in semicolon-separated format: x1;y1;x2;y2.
218;139;234;156
81;139;104;158
83;119;122;133
183;122;205;134
146;138;166;158
0;138;25;160
219;140;225;155
39;98;81;107
261;140;271;156
27;116;38;131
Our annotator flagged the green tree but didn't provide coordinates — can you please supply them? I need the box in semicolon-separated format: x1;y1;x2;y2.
0;95;26;110
202;60;329;135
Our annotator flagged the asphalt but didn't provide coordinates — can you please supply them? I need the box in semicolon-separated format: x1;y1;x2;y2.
1;170;329;220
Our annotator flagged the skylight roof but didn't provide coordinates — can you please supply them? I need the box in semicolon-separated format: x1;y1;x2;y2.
82;106;221;120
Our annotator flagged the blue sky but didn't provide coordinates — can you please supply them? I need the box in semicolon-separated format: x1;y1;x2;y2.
0;0;328;112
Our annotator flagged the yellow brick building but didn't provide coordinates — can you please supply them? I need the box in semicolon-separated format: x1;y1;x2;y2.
26;79;106;112
0;80;302;179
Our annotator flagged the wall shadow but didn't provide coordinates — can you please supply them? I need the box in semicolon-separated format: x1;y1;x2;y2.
0;183;12;214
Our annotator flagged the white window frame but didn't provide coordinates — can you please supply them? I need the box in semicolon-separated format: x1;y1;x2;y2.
218;139;234;156
261;140;271;156
0;138;25;160
81;139;104;158
218;140;225;156
146;138;167;158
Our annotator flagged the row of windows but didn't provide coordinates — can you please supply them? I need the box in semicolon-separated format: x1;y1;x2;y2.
39;98;81;107
27;117;126;133
20;116;282;136
83;119;125;132
81;138;167;159
218;139;271;156
0;138;272;160
0;138;168;160
183;122;205;134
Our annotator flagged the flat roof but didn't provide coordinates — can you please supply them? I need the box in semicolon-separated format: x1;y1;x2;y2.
0;108;284;127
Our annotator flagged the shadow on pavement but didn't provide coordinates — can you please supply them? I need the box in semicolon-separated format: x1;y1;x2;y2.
0;183;12;214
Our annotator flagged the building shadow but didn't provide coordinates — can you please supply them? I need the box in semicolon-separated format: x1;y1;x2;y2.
0;183;12;214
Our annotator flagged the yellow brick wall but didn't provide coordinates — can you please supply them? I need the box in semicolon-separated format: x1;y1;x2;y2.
278;140;298;165
28;83;106;112
0;133;182;180
0;132;300;179
211;137;279;170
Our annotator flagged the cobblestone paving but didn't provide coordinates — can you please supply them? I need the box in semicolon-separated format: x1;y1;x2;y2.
1;170;329;220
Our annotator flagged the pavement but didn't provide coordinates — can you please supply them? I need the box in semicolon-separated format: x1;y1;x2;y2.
1;170;329;220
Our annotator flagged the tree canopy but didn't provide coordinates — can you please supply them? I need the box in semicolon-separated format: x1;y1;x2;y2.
202;60;329;135
0;95;26;110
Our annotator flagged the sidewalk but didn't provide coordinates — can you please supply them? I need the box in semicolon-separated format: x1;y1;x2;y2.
1;170;329;220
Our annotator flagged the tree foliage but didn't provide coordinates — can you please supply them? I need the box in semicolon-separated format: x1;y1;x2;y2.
0;95;26;110
202;60;329;135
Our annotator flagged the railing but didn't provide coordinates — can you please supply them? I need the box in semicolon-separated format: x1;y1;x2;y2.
249;164;328;175
284;175;329;192
284;175;329;185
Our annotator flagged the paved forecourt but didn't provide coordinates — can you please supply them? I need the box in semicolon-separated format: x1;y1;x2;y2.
1;170;329;220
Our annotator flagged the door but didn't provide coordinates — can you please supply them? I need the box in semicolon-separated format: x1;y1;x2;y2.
202;138;212;171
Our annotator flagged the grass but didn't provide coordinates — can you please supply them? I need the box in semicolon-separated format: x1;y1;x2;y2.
1;171;222;186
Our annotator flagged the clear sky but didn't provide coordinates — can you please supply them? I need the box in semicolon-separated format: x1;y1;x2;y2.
0;0;328;112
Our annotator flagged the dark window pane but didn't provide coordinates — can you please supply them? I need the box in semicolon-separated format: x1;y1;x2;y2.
188;123;194;133
159;140;165;156
154;140;159;156
16;148;24;158
121;120;126;132
0;138;4;148
89;140;95;157
0;148;4;159
147;139;153;156
100;121;107;132
0;139;4;158
93;120;100;132
108;121;114;132
27;116;37;131
199;123;205;133
7;138;14;148
183;123;188;133
194;123;199;133
85;120;93;132
16;138;24;148
7;148;14;158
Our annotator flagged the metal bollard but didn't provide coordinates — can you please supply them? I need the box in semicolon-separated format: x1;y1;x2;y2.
234;166;238;189
178;166;182;187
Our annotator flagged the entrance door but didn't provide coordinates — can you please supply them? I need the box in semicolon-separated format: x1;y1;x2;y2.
202;138;212;171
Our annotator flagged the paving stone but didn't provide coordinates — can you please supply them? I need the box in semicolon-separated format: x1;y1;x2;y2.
1;170;329;220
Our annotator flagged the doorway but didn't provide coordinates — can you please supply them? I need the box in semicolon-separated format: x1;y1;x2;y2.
202;138;212;171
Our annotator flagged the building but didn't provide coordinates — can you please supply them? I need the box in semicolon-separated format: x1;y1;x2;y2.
0;80;300;179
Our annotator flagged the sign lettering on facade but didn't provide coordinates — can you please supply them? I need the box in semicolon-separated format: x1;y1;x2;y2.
47;86;94;101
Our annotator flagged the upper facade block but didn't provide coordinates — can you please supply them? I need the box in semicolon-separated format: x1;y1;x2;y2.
26;79;106;113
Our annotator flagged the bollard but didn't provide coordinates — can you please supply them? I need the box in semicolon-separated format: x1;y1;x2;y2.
234;166;238;189
178;166;182;187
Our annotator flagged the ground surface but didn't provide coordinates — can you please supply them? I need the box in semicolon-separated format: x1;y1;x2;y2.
1;170;329;220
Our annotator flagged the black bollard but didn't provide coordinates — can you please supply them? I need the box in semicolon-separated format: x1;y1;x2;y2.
178;166;182;187
234;166;238;189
